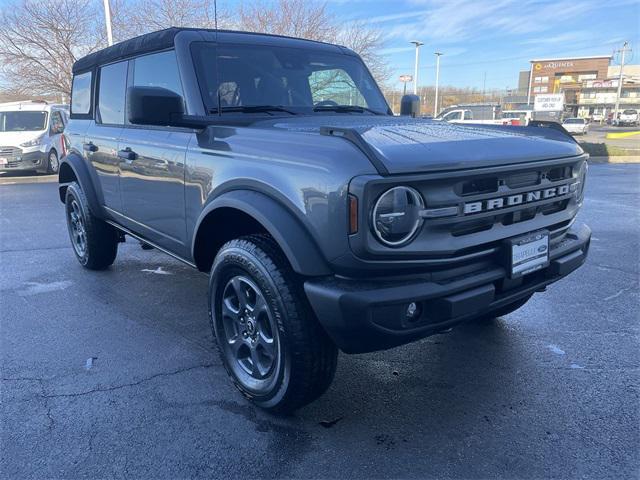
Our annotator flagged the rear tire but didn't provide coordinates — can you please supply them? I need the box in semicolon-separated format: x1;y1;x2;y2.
476;294;533;324
209;234;338;414
65;182;118;270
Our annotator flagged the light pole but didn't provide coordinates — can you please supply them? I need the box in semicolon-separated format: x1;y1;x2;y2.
613;41;630;124
434;52;443;116
410;41;424;95
103;0;113;46
399;75;413;95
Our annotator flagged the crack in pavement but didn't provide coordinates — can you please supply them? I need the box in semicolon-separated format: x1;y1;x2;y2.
40;364;215;399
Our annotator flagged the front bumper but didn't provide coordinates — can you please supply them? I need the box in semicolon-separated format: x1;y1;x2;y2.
305;224;591;354
0;150;46;172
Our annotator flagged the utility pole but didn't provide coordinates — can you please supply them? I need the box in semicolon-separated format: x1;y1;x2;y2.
434;52;443;116
526;63;534;106
103;0;113;46
411;41;424;95
613;41;630;124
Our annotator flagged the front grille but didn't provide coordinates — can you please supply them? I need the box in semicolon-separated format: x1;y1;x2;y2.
0;146;22;159
351;155;586;267
0;146;23;168
422;159;582;240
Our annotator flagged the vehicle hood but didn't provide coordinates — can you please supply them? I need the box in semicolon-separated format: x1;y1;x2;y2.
0;130;46;147
260;116;584;174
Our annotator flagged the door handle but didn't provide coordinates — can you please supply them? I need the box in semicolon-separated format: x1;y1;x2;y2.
83;143;98;152
117;148;137;162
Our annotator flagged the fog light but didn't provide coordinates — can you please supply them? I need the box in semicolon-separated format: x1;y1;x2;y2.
406;302;421;321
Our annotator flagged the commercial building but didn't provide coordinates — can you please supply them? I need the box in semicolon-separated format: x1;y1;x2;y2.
514;56;640;118
577;65;640;119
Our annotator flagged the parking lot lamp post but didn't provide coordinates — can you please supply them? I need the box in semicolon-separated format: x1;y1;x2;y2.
399;75;413;96
103;0;113;46
411;41;424;95
434;52;443;116
613;41;630;124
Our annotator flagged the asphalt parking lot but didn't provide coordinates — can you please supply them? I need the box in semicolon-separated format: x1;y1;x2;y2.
1;164;639;479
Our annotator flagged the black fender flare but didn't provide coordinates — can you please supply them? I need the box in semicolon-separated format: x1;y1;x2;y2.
193;190;332;276
58;153;102;216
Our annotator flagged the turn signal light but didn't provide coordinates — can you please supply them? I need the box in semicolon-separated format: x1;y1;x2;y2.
348;194;358;234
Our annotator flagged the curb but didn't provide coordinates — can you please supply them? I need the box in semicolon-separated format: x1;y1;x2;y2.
0;174;57;185
589;156;640;164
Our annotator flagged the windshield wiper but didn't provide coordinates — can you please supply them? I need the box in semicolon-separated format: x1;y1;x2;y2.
212;105;299;115
313;105;384;115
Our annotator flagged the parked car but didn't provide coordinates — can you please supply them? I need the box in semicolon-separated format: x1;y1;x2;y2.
435;103;504;125
59;28;591;413
617;109;639;127
0;101;68;174
562;117;589;135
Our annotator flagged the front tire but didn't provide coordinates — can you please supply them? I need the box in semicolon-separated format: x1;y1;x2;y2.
209;234;338;414
46;149;59;174
65;182;118;270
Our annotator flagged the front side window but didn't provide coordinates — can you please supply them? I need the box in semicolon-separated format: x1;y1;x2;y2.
191;42;389;115
50;111;65;134
0;111;47;132
71;71;92;115
444;111;462;121
133;50;184;97
98;61;128;125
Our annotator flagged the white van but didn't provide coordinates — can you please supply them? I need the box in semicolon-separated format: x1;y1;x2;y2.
0;101;68;174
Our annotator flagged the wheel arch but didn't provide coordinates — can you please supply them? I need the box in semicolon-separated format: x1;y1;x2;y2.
192;190;331;277
58;153;102;216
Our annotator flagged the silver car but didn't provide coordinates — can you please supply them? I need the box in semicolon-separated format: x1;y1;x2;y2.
562;117;589;135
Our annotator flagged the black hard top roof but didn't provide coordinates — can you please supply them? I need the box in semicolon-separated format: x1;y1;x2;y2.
72;27;348;74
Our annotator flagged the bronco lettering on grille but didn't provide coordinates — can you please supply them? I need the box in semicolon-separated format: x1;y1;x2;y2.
463;183;574;215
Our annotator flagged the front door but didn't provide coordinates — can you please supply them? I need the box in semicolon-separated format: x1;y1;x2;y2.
118;50;190;257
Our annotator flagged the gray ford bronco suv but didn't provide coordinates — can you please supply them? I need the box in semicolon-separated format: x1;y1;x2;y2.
59;28;590;412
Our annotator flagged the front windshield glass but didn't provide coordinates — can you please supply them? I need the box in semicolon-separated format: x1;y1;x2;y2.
0;111;47;132
622;110;636;115
192;42;390;115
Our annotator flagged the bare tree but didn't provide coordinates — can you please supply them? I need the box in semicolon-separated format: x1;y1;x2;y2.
337;20;391;84
238;0;337;42
0;0;105;100
111;0;222;42
237;0;389;84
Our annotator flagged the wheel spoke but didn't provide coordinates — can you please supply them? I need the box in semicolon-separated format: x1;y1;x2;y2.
231;277;250;309
256;331;276;359
249;346;268;378
251;294;268;315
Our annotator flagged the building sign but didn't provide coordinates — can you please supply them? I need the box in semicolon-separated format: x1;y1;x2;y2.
534;61;575;71
534;94;564;112
585;79;619;88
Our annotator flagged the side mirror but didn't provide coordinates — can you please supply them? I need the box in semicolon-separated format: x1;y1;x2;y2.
400;94;420;117
128;86;186;127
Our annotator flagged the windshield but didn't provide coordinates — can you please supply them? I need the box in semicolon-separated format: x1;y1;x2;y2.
191;42;390;115
622;110;637;115
0;111;47;132
564;118;584;124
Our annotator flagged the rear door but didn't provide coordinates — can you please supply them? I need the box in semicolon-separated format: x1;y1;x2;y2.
118;50;191;256
85;61;128;214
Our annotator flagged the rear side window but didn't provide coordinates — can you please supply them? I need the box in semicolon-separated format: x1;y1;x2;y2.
133;50;183;98
71;72;92;115
98;61;128;125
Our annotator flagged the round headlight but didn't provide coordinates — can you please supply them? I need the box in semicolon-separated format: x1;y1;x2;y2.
372;186;424;247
